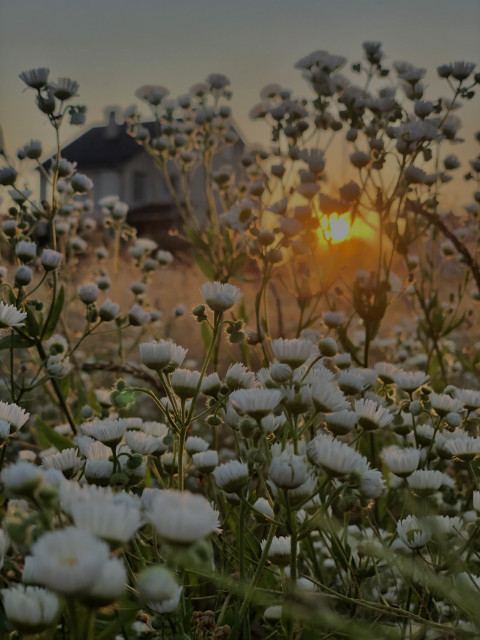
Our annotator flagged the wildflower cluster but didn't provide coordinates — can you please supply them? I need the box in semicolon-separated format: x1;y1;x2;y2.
0;44;479;640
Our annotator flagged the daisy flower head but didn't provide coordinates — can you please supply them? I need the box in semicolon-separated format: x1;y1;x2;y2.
24;527;110;596
0;400;29;431
146;489;220;545
311;434;365;477
19;67;50;89
213;460;249;493
383;446;421;477
429;392;463;417
271;338;313;369
355;398;394;430
84;557;127;607
139;339;187;372
269;450;308;490
79;418;127;448
0;302;27;329
262;536;295;566
1;585;59;634
71;499;142;546
392;369;429;392
192;450;219;474
311;381;350;414
407;469;444;496
201;281;243;313
230;388;282;421
397;515;431;549
137;566;182;614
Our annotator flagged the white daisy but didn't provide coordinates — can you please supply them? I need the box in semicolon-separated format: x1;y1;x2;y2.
201;281;243;313
146;490;220;544
0;302;27;329
24;527;110;596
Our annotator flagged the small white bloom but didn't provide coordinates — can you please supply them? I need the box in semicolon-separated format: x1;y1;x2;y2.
24;527;110;595
271;338;313;369
262;536;293;566
213;460;249;492
70;173;93;193
454;388;480;411
201;281;243;313
185;436;210;454
397;515;430;549
171;368;201;398
40;249;63;271
42;448;80;478
128;304;150;326
393;369;429;392
429;392;463;417
230;388;282;420
407;469;444;496
0;302;27;328
125;430;166;455
200;372;222;396
71;500;141;546
78;282;99;305
311;382;350;413
80;418;127;448
19;67;50;89
99;299;120;322
84;558;127;606
269;450;308;489
138;566;182;614
325;410;357;435
139;339;187;372
383;446;421;477
146;490;220;544
2;461;43;495
2;585;59;633
225;363;256;390
192;450;218;473
442;433;480;461
253;497;274;520
374;362;399;384
85;458;113;485
15;240;37;263
0;400;29;431
355;398;393;430
310;434;365;477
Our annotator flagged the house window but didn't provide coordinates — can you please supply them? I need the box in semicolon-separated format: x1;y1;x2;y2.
133;171;148;203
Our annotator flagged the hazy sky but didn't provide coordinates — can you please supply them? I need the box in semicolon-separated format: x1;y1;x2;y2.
1;0;479;206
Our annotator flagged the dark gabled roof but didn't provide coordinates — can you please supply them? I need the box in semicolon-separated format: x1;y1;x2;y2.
42;121;158;171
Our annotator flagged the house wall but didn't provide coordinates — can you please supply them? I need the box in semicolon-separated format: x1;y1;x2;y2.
38;133;246;231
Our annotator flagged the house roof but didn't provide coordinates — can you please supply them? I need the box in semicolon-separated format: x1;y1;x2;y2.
43;121;158;171
42;114;246;173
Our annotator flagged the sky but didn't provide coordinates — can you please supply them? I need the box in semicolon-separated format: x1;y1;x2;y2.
0;0;479;207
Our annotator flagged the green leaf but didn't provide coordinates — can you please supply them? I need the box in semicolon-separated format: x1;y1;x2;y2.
24;304;40;337
32;416;74;451
0;333;34;351
43;285;65;339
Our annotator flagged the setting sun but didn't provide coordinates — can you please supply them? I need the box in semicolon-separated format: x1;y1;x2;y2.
320;213;351;243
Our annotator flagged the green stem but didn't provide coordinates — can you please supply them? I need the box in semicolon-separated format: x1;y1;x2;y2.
178;425;187;491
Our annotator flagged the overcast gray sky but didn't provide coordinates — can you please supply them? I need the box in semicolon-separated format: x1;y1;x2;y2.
1;0;479;206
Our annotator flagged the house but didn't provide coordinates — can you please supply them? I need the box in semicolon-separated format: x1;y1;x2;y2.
40;108;246;244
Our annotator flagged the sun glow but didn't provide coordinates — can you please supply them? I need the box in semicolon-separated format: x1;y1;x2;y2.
320;213;351;243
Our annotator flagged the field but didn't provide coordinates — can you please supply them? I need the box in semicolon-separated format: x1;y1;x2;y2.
0;48;479;640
